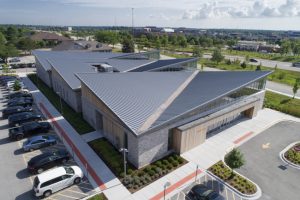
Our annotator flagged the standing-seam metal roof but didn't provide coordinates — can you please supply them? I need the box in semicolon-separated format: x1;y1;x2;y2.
76;72;194;133
128;58;196;72
76;71;271;135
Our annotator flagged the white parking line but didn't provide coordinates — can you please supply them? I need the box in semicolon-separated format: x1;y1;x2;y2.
77;185;94;191
54;193;79;199
64;189;89;196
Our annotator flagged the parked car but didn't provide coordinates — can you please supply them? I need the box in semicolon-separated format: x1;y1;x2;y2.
249;58;258;63
33;166;83;198
28;150;70;174
292;62;300;67
22;135;57;152
9;121;51;140
8;90;31;99
187;184;220;200
8;112;42;127
8;97;33;105
2;106;32;118
9;57;21;63
6;80;24;88
7;99;33;108
0;76;18;85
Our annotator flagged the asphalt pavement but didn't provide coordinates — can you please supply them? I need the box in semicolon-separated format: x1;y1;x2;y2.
236;121;300;200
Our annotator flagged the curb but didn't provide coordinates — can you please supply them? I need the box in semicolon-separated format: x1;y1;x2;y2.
279;141;300;170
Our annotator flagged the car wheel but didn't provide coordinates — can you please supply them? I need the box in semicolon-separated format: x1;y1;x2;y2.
74;177;81;184
29;148;34;152
37;168;44;174
16;135;23;141
43;190;52;198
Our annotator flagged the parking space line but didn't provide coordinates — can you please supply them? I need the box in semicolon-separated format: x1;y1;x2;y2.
54;193;79;199
63;189;89;196
225;187;229;200
77;185;94;191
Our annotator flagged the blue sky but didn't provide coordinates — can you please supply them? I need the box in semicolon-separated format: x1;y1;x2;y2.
0;0;300;30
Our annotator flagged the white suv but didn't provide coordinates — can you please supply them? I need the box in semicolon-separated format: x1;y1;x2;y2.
33;166;84;198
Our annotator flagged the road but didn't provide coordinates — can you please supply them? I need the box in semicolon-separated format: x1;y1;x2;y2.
176;52;300;72
236;121;300;200
161;54;300;99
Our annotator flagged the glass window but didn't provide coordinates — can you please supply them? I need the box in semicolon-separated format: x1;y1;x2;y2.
167;129;173;151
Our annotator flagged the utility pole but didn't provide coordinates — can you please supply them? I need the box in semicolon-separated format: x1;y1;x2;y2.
131;8;134;37
119;148;128;180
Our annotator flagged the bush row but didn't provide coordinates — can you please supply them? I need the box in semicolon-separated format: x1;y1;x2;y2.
285;147;300;165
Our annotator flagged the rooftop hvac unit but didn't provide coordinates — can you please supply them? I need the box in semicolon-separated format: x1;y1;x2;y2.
92;64;113;73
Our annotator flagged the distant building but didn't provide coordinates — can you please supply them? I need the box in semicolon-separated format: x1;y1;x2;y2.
161;28;175;33
67;27;72;32
30;32;71;43
52;41;112;52
234;40;279;53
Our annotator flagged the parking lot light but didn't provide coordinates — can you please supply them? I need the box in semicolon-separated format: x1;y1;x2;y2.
119;148;128;180
164;181;171;200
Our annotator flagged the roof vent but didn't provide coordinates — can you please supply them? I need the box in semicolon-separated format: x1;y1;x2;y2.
92;64;113;73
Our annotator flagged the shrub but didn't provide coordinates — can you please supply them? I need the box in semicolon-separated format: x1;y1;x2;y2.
167;163;173;170
178;157;185;164
162;160;169;165
171;160;179;167
148;170;155;177
144;166;152;173
127;169;133;175
168;156;175;163
155;161;162;167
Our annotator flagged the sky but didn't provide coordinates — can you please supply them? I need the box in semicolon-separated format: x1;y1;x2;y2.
0;0;300;30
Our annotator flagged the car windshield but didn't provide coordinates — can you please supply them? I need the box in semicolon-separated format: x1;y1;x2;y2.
33;177;40;188
207;192;219;199
64;166;74;175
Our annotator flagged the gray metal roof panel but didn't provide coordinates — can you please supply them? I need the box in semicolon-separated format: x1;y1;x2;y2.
152;71;272;128
128;58;196;72
76;72;193;134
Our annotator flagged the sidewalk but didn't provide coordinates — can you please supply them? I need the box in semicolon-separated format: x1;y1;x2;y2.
21;75;132;200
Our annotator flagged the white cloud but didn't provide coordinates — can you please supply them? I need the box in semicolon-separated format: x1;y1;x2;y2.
182;0;300;20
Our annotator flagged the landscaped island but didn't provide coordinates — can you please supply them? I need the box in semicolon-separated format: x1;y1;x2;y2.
89;138;187;192
208;161;257;195
284;143;300;165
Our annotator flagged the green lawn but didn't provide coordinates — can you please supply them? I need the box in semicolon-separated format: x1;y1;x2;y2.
28;73;94;134
89;138;186;192
88;194;107;200
264;91;300;118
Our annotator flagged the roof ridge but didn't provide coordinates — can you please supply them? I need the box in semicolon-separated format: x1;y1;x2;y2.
137;70;199;133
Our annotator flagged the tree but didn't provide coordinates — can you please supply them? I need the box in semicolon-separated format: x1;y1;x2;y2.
121;38;134;53
155;39;161;50
95;31;119;47
17;38;36;54
227;39;236;51
0;32;6;46
225;148;245;176
245;55;250;63
0;44;18;63
211;48;224;64
292;43;300;56
192;46;203;58
240;61;247;69
280;40;291;55
161;35;168;48
177;35;187;48
292;79;299;99
256;64;262;71
13;80;22;91
274;64;278;70
5;26;18;43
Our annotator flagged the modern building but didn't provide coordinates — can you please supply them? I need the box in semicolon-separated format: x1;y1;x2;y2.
33;50;197;112
76;71;271;168
52;41;112;52
30;32;71;43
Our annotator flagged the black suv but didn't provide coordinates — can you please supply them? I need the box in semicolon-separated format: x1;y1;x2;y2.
8;91;32;99
7;99;33;108
8;97;33;104
8;112;42;127
9;121;51;140
27;150;70;174
2;106;32;118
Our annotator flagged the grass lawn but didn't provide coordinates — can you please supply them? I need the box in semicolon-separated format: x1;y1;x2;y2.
89;138;187;193
88;193;107;200
28;73;94;135
264;91;300;118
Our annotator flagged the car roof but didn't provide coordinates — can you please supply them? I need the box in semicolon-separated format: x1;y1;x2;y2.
28;135;50;141
37;166;66;183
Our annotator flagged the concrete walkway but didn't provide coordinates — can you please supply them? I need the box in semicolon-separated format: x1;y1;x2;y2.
21;75;132;200
130;109;300;200
82;130;104;143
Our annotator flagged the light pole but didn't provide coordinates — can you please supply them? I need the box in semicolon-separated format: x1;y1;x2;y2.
119;148;128;180
56;91;63;115
164;181;171;200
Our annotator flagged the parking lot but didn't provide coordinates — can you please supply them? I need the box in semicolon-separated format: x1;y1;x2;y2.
170;172;246;200
0;76;97;200
236;121;300;200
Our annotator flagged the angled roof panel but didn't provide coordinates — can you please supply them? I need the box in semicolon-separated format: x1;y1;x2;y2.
128;58;195;72
152;71;271;127
76;72;193;133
